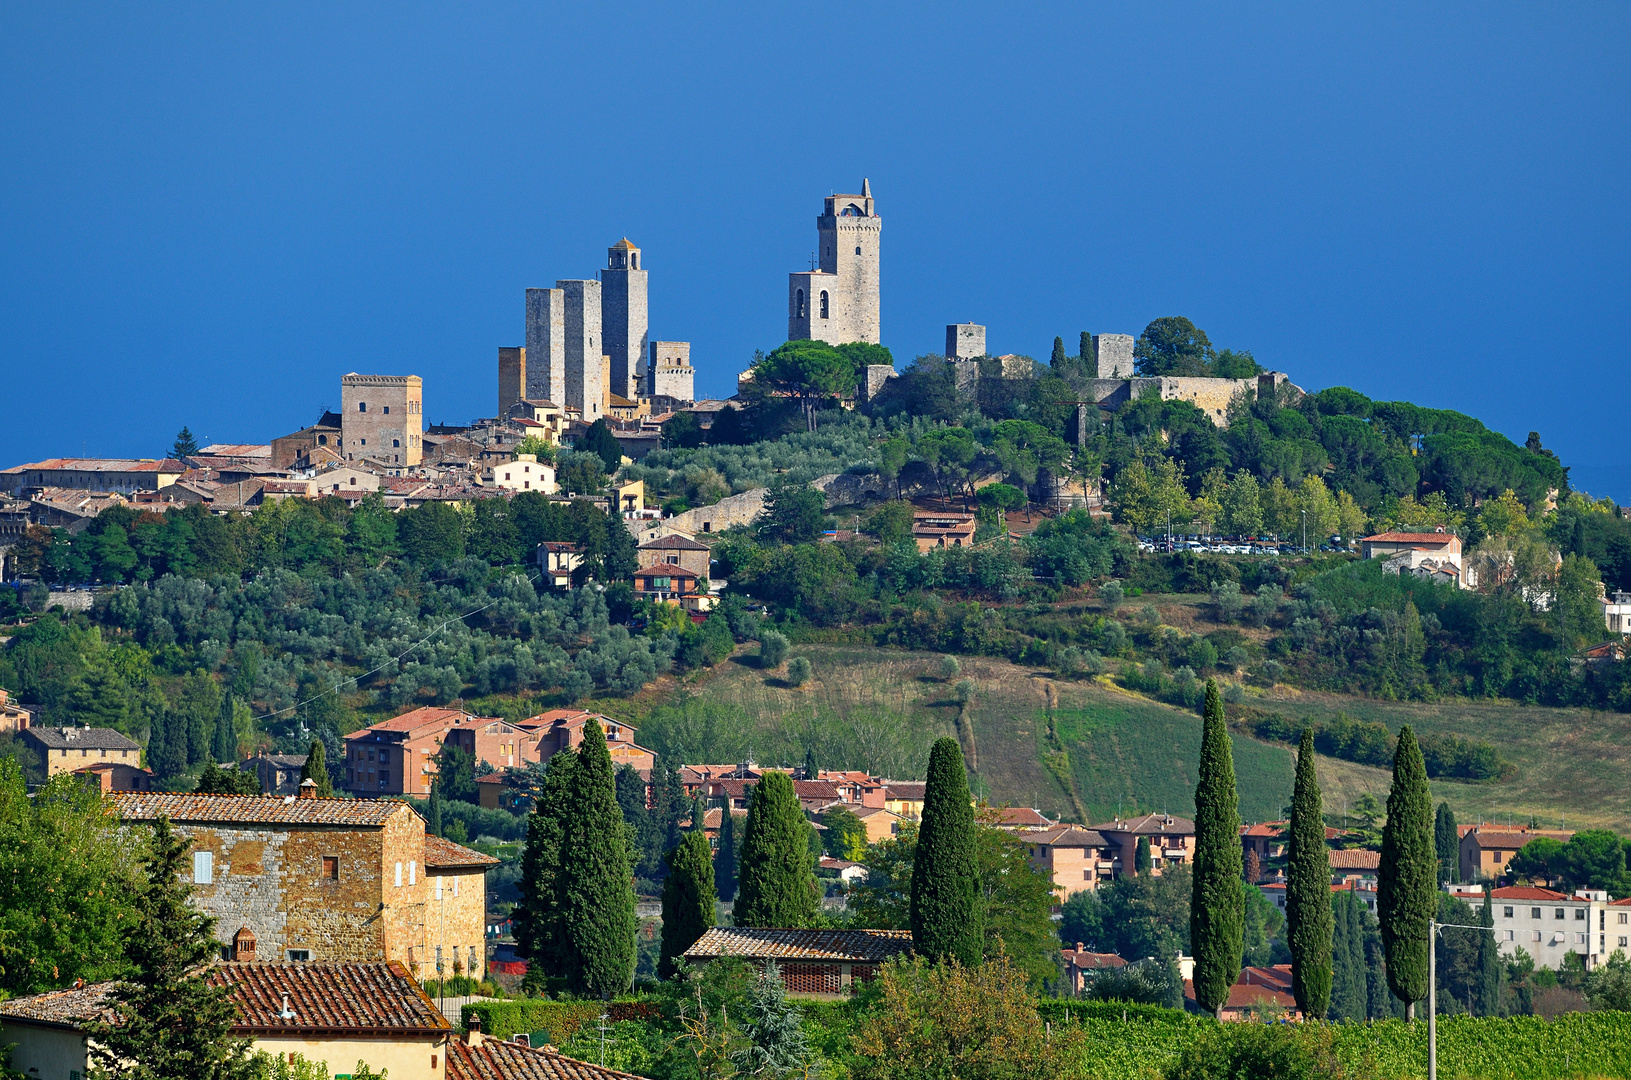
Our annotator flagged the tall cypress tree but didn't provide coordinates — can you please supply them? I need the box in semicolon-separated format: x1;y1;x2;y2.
212;692;238;764
1434;802;1459;884
715;811;742;902
1190;679;1244;1019
1475;891;1501;1016
87;816;258;1079
1135;835;1153;874
1330;888;1367;1020
1286;728;1333;1020
909;737;982;965
513;750;579;976
1379;725;1435;1019
427;777;444;838
734;771;819;927
1079;331;1095;369
556;719;637;997
1051;337;1068;368
300;739;332;797
660;830;716;979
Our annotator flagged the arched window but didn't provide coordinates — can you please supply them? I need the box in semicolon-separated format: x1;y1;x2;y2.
820;291;829;319
855;246;862;255
795;289;805;318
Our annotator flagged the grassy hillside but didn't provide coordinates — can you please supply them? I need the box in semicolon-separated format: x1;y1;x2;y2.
600;644;1631;832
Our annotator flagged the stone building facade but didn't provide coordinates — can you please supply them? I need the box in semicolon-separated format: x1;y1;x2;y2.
497;345;527;418
646;341;694;402
558;279;603;420
340;374;424;467
22;725;141;777
789;179;881;346
946;322;985;361
601;239;647;402
525;288;567;406
109;791;494;980
1088;333;1135;378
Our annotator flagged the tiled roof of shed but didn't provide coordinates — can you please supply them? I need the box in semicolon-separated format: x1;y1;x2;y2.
638;534;709;551
883;782;927;800
1327;849;1382;870
0;981;117;1028
423;834;502;869
209;962;450;1034
684;927;913;963
109;792;407;827
448;1037;646;1080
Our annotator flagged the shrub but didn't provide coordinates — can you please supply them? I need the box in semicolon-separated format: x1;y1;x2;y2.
954;679;977;705
938;655;962;680
758;631;788;669
1100;580;1125;609
786;657;812;687
1166;1022;1341;1080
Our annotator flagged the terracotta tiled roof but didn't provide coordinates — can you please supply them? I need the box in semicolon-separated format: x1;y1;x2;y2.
1466;829;1572;849
423;834;502;869
209;962;449;1034
0;981;117;1028
1028;825;1111;848
1362;532;1458;544
448;1036;646;1080
793;780;842;800
684;927;913;963
851;805;901;821
639;534;709;551
883;782;927;801
1090;813;1196;836
2;458;186;475
24;726;142;751
1061;950;1126;971
347;706;469;737
1327;849;1382;870
1490;886;1572;901
109;792;408;827
1611;897;1631;907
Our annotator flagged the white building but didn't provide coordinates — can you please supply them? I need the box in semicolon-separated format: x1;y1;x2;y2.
1603;590;1631;635
482;453;556;494
1465;885;1631;971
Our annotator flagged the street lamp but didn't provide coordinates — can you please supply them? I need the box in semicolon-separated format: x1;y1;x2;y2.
1428;917;1498;1080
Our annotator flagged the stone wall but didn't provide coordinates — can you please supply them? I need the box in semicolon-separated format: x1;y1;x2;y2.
859;364;895;403
812;471;888;508
498;346;525;418
559;280;603;420
667;488;768;536
524;288;565;406
426;867;487;980
647;341;694;402
1093;334;1135;378
601;248;647;401
946;323;985;360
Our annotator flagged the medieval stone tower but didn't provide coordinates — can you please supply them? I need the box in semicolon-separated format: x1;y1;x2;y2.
788;179;881;346
601;238;647;402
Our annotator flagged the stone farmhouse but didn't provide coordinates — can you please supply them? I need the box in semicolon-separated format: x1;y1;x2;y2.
21;724;143;778
109;788;496;981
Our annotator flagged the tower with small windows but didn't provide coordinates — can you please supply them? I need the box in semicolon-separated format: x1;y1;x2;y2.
788;179;881;346
601;238;648;402
340;373;423;466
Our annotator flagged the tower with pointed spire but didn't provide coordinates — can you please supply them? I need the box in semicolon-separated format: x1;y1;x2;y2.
601;238;647;402
788;178;881;346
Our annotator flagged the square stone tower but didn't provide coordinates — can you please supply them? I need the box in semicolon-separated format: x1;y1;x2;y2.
789;178;881;345
558;279;603;420
340;374;423;466
498;346;525;418
946;323;985;360
600;239;648;402
647;341;694;402
1093;333;1135;378
525;288;566;405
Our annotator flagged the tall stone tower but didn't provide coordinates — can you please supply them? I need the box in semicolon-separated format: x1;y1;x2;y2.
340;374;423;467
525;288;566;405
600;239;647;402
788;179;881;345
558;279;603;420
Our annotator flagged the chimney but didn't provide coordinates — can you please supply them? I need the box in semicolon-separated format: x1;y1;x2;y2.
465;1012;484;1047
298;778;318;799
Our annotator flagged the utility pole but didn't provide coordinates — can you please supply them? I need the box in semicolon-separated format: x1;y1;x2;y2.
1301;508;1308;553
1429;917;1498;1080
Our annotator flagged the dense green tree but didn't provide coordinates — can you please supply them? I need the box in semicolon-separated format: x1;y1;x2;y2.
1134;316;1215;377
211;692;238;764
1329;887;1367;1021
176;671;220;767
1060;888;1104;951
709;403;751;446
194;763;260;795
1558;829;1629;893
1190;679;1244;1019
1079;331;1095;369
171;426;200;458
66;665;134;734
1051;337;1068;367
757;483;826;544
661;411;704;449
149;709;189;781
750;340;858;431
299;739;332;797
734;771;819;927
433;743;477;804
819;805;868;860
555;718;637;996
659;829;716;979
1285;728;1333;1019
512;751;579;974
427;775;444;838
397;501;466;565
581;417;625;473
715;810;742;902
615;764;658;879
1135;835;1153;874
1434;801;1459;884
909;738;982;966
1379;726;1435;1019
87;815;259;1079
1508;835;1567;884
1476;891;1501;1016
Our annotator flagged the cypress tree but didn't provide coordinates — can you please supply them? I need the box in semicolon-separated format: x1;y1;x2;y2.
1135;835;1153;874
556;718;637;997
909;737;982;965
659;830;716;979
300;739;332;797
1330;888;1367;1020
1051;337;1068;368
427;777;444;838
691;791;708;830
1079;331;1095;368
87;816;258;1079
1476;891;1501;1016
734;771;819;927
1286;728;1333;1020
513;751;579;976
1434;801;1459;884
212;692;237;764
715;811;742;902
1379;725;1435;1019
1190;678;1244;1019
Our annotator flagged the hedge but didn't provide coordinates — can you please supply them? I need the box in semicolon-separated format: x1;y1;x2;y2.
461;998;662;1042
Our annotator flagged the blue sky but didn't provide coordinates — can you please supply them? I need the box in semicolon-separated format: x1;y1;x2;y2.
3;4;1628;500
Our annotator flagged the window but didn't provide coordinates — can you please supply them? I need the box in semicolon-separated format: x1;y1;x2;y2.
435;877;444;900
1577;933;1587;944
1532;908;1542;919
855;246;862;255
1621;913;1629;924
318;435;327;445
1621;936;1629;948
322;856;338;880
359;402;367;412
395;862;403;887
819;291;829;319
383;406;390;414
1533;931;1542;941
409;860;416;885
1556;908;1566;920
1504;907;1514;918
286;949;311;962
453;876;460;898
393;439;400;447
194;851;214;884
1576;908;1586;920
794;289;805;318
1504;930;1514;941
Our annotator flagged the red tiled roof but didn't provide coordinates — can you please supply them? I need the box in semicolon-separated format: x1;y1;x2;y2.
793;780;842;800
110;792;409;827
1466;829;1572;849
639;534;709;551
0;981;117;1027
1241;821;1287;837
1611;898;1631;907
1061;950;1126;971
1089;813;1195;836
346;706;469;738
1327;849;1382;870
209;962;450;1035
423;834;502;869
1027;825;1110;848
1362;532;1457;544
448;1036;646;1080
884;782;927;801
1490;886;1571;901
684;927;913;963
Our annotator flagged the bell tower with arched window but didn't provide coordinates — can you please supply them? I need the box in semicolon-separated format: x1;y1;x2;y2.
788;178;881;345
